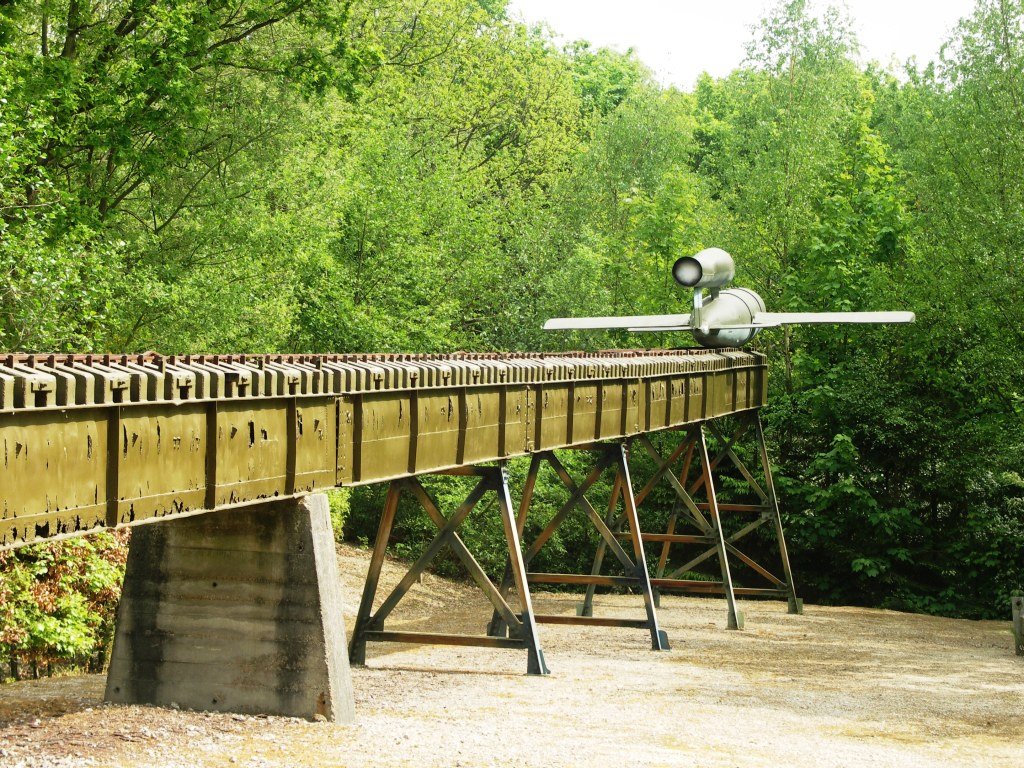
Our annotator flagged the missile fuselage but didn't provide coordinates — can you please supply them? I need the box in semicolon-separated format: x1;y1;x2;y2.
692;287;766;348
676;249;765;348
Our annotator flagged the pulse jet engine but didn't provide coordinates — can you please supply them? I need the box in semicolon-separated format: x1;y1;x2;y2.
544;248;914;349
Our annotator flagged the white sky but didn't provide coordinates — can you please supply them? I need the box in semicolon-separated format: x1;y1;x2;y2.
506;1;978;88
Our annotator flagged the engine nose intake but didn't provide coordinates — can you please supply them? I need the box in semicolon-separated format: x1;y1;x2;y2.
672;248;736;289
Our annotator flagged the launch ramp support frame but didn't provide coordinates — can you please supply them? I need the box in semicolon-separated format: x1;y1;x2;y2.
489;444;670;651
580;413;800;628
348;464;548;675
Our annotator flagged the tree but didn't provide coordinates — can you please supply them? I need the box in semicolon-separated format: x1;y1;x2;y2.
0;0;357;352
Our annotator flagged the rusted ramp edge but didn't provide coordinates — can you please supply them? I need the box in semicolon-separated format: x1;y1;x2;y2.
0;350;766;549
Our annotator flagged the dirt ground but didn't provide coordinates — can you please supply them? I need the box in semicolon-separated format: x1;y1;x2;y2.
1;543;1021;768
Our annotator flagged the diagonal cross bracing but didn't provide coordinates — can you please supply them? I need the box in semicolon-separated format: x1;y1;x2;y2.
349;465;548;675
489;444;670;651
650;414;801;618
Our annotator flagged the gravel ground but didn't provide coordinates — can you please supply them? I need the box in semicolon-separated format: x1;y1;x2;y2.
0;543;1021;768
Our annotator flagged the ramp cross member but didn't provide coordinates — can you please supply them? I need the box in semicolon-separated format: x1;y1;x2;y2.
489;443;670;651
349;464;548;675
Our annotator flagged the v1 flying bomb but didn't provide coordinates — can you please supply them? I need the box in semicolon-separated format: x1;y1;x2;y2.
544;248;915;349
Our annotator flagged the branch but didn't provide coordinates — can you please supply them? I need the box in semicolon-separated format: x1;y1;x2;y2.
207;15;287;54
61;0;83;59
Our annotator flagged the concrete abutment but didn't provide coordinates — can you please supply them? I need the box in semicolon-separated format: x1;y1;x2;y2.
105;494;355;722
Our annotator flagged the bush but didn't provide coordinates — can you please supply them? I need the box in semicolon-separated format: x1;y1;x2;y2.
327;488;351;542
0;531;128;680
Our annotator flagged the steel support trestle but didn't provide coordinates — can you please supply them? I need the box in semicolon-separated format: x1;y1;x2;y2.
349;464;549;675
488;443;670;651
581;413;801;630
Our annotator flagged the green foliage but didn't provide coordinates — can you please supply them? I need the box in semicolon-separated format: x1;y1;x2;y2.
328;488;351;542
564;41;654;117
0;532;128;676
0;0;358;352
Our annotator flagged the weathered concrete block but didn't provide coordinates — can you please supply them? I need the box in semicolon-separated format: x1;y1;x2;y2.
105;495;355;722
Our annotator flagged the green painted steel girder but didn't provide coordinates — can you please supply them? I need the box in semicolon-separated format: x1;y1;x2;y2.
0;350;766;550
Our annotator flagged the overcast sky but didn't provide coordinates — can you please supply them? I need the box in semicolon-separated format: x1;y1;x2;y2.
506;1;977;88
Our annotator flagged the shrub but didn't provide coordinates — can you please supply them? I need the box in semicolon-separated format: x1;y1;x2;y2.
0;531;128;680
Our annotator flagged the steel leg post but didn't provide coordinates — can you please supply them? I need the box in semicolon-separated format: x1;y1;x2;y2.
697;426;743;630
349;482;401;665
754;413;802;614
488;454;541;638
614;444;670;651
495;464;549;675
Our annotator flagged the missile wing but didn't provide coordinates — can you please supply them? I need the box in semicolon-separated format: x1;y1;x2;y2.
747;311;915;327
624;311;916;332
544;313;691;331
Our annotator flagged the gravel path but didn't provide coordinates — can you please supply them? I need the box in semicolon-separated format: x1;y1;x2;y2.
0;544;1020;768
